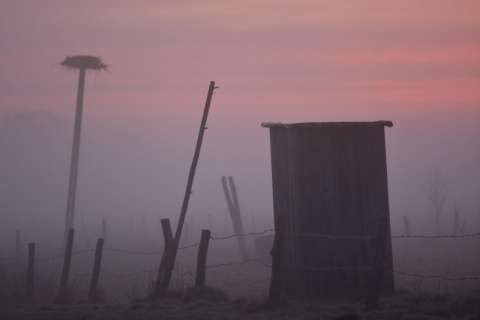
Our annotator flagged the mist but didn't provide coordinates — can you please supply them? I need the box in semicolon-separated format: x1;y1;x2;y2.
1;107;479;252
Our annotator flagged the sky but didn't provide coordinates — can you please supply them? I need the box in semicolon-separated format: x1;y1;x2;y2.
1;1;479;243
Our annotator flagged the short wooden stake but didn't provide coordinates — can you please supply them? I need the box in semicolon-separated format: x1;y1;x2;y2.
88;238;104;302
151;219;175;297
26;243;35;300
365;217;388;310
195;230;211;288
60;228;74;290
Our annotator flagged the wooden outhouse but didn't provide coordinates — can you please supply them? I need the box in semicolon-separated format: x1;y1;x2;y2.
262;121;394;298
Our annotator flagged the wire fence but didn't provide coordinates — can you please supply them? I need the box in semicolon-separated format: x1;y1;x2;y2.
1;228;479;302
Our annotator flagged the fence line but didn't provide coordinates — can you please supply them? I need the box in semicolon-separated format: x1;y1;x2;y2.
292;232;480;240
3;227;479;299
293;233;373;240
103;248;162;255
7;230;479;264
392;270;480;282
391;232;480;239
101;268;156;278
210;229;274;240
206;258;272;269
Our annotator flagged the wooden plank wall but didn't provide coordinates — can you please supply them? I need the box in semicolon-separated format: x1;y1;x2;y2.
268;123;394;298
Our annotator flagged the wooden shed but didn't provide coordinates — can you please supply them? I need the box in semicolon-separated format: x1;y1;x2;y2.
262;121;394;298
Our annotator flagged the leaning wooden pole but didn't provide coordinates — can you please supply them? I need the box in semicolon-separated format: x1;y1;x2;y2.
221;176;248;260
152;81;217;297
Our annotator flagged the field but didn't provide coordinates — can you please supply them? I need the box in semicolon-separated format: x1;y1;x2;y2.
1;224;479;320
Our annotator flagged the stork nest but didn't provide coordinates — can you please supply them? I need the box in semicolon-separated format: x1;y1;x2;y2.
60;55;108;70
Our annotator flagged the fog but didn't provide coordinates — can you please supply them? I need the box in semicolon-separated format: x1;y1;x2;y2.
1;107;479;254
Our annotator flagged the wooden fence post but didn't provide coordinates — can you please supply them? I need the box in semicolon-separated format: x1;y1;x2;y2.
55;228;74;303
88;238;104;302
269;214;285;304
151;219;175;298
195;230;211;288
26;243;35;300
365;217;388;310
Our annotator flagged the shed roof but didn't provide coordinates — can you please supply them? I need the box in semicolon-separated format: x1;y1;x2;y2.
261;121;393;129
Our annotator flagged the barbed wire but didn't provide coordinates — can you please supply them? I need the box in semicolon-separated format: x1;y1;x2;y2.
103;247;162;255
37;249;96;262
391;232;480;239
210;229;274;240
293;233;373;240
5;230;479;263
290;232;480;240
287;264;480;282
392;270;480;281
178;243;200;250
101;268;156;278
206;258;272;269
293;265;370;271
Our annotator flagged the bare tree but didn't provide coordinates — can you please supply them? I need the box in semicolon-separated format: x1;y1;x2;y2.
427;170;448;235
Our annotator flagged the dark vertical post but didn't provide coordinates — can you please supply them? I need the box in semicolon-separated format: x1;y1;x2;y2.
269;214;285;304
88;238;104;302
26;243;35;300
152;219;175;297
365;217;388;310
64;67;86;246
60;228;75;290
195;230;211;288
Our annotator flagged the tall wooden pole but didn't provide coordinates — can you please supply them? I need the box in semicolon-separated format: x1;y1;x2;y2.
64;67;86;246
174;81;217;246
60;55;107;248
152;81;217;297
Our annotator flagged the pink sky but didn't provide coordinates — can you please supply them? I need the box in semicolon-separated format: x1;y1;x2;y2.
1;1;480;232
1;0;479;119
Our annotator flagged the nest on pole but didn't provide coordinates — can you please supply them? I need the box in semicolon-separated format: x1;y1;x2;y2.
60;55;108;71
